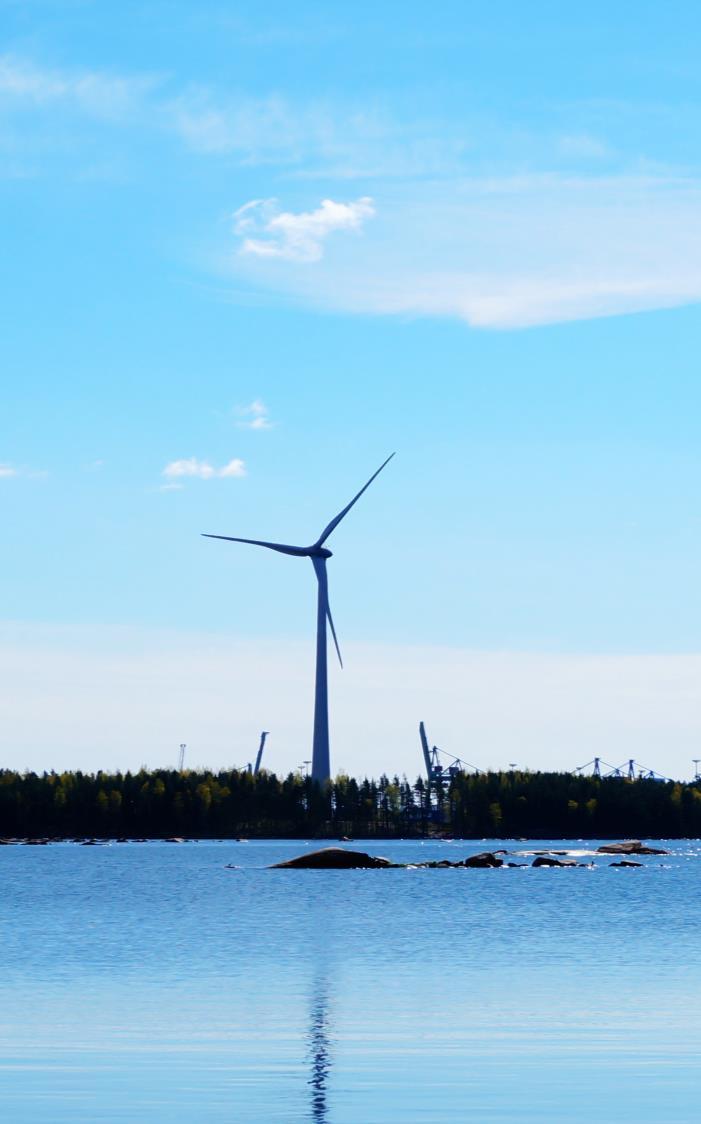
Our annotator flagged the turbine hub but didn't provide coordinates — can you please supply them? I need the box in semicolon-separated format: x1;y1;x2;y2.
310;546;333;559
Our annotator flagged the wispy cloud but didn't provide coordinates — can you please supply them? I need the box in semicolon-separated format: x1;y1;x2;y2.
225;175;701;329
167;91;305;158
234;399;273;430
8;53;701;329
0;54;157;119
162;457;246;480
234;197;375;262
0;463;46;479
558;133;609;159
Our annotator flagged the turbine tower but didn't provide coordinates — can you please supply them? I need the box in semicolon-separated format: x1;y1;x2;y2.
203;454;394;783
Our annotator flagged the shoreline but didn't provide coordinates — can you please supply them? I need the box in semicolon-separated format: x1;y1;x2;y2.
2;833;698;845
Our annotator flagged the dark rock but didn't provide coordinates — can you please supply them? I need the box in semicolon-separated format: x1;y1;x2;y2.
506;862;527;867
271;847;392;869
532;856;577;867
596;840;668;855
610;860;644;867
463;851;503;868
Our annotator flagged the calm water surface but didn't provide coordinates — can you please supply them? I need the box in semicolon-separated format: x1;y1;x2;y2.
2;839;700;1122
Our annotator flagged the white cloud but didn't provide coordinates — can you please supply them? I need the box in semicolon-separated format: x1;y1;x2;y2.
218;458;247;477
226;175;701;328
234;196;375;263
0;464;18;478
162;457;246;480
234;399;273;430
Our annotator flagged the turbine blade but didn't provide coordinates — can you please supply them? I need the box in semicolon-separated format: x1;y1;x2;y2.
201;534;310;557
326;603;343;669
316;452;395;546
311;554;343;668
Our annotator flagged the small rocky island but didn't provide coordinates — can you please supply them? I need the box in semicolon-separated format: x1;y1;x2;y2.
270;840;668;869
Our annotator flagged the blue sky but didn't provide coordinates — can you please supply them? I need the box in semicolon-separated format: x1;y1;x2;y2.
2;1;701;779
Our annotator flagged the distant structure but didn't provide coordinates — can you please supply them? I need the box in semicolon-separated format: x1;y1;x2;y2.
573;756;670;781
178;743;186;771
203;455;395;784
249;728;265;773
242;732;268;775
419;721;481;784
693;758;700;782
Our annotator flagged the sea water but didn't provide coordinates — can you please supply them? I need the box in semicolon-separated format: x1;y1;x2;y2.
1;839;700;1123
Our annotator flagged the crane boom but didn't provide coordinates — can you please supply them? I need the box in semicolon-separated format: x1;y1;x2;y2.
254;731;268;775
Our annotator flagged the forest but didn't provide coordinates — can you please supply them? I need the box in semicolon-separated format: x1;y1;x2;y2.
1;766;700;839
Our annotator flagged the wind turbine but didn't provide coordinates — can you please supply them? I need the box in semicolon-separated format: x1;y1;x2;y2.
203;453;394;784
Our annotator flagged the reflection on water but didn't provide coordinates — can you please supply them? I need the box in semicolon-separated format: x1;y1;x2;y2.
2;839;701;1122
307;974;331;1122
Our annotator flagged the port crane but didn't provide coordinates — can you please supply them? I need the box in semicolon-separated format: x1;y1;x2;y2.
572;756;670;781
419;722;481;783
244;731;268;775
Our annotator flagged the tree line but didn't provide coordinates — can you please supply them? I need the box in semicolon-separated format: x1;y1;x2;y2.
1;767;700;839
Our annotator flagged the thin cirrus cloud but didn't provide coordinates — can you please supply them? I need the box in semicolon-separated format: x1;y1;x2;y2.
162;457;247;482
0;54;156;119
0;463;47;479
234;399;273;430
228;176;701;329
8;54;701;329
234;197;375;263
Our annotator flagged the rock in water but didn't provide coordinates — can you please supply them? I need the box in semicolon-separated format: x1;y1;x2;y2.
609;860;644;867
462;852;504;868
271;847;393;869
532;856;578;867
596;840;668;855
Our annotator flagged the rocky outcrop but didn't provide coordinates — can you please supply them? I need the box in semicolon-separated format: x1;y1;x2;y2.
462;851;504;868
596;840;668;855
532;856;578;867
609;860;644;867
271;847;393;869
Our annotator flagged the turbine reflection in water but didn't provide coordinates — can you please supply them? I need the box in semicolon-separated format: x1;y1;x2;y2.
307;974;332;1122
